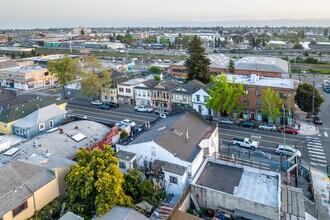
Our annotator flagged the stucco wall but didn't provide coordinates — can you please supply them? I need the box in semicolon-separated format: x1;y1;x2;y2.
0;121;16;135
33;177;59;210
2;196;34;220
190;184;278;220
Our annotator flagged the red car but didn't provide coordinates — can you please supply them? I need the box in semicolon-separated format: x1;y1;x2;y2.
277;126;298;135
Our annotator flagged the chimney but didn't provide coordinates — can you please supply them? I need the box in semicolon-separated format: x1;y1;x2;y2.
186;129;189;140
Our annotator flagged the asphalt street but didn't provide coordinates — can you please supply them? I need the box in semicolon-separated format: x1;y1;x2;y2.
218;123;328;171
67;102;159;126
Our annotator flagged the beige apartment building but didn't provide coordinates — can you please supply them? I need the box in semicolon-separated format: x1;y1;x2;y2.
0;66;56;90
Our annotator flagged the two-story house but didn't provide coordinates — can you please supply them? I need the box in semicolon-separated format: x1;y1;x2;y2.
115;111;219;196
151;81;178;111
192;84;213;116
171;80;205;109
117;78;148;105
134;79;159;106
101;71;127;103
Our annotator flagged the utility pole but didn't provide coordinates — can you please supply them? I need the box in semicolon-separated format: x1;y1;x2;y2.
312;74;315;121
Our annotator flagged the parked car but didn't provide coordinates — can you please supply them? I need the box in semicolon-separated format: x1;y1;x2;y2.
203;115;213;122
99;104;110;110
232;137;259;150
90;100;103;105
259;123;276;131
218;117;234;125
322;86;330;93
121;119;136;127
107;102;119;108
253;149;272;159
155;109;169;116
134;105;153;113
228;143;248;154
275;145;302;157
314;116;323;125
277;126;298;135
237;120;256;128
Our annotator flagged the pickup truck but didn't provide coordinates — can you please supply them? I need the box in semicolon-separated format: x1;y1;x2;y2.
232;138;259;150
134;105;153;113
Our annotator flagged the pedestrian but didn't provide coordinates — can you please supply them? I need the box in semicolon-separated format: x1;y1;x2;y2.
298;123;301;130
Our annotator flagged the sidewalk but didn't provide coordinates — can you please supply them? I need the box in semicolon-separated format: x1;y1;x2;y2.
310;169;330;219
294;104;319;136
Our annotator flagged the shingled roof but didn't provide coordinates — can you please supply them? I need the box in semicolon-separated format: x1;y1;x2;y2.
0;160;56;216
0;96;66;123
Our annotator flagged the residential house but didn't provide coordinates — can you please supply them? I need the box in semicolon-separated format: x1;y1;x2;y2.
0;97;67;135
170;54;231;79
171;80;205;109
0;66;56;90
0;160;60;220
117;78;148;105
92;206;148;220
116;112;219;196
101;70;127;103
134;79;159;106
192;84;213;116
12;104;67;138
151;81;178;111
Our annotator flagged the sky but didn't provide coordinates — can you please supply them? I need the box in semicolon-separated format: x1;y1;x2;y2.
1;0;330;29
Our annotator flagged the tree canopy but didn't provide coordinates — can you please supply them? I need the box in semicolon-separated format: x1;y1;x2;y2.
295;83;324;114
47;55;80;99
206;74;245;115
260;88;283;123
65;145;132;217
184;35;211;83
227;59;235;73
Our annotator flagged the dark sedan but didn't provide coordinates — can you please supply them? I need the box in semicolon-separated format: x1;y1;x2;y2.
277;126;298;135
99;104;110;110
106;102;119;108
314;116;322;125
237;120;256;128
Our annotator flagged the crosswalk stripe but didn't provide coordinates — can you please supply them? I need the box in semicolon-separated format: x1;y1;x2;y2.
308;147;324;152
310;158;328;163
324;132;328;137
309;154;326;159
308;150;325;155
308;141;322;144
307;137;320;140
311;162;327;167
307;144;323;149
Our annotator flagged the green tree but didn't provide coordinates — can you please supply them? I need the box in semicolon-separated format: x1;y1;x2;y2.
184;35;211;83
295;83;324;114
148;66;162;74
304;56;319;64
47;55;80;99
227;59;235;73
80;72;102;100
260;88;283;123
206;74;245;115
10;52;16;59
30;49;36;57
161;37;167;45
293;43;304;49
65;145;132;217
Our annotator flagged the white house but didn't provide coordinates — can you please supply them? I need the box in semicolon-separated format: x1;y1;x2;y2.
134;79;159;106
117;78;148;105
192;85;213;116
115;112;218;196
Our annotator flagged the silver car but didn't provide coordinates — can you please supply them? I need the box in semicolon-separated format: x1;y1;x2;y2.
218;117;234;125
259;123;276;131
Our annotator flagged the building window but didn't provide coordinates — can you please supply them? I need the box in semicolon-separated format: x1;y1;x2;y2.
245;89;249;94
243;99;249;105
126;88;131;93
142;91;146;97
104;96;108;100
147;91;150;97
119;87;124;92
175;94;179;101
183;95;187;102
49;120;54;128
188;172;192;178
256;100;261;106
255;89;261;96
279;93;287;99
39;123;45;131
170;176;178;184
119;162;126;169
203;96;208;102
196;95;200;102
12;201;28;217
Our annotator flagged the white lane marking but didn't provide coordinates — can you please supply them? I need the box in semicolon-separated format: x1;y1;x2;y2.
310;162;327;167
308;150;325;155
308;147;324;152
308;142;322;145
308;140;322;143
309;154;326;159
307;144;324;149
324;132;328;137
310;158;328;163
318;134;321;136
307;136;320;140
